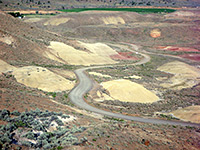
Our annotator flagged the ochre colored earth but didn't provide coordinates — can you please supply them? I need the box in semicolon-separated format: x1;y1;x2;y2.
170;105;200;123
46;41;117;66
157;46;199;52
110;52;139;60
157;61;200;90
101;16;125;25
179;54;200;61
150;29;161;38
12;66;75;92
100;79;159;103
0;59;16;73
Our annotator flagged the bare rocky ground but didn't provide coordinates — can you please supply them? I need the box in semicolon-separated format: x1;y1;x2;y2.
0;8;200;150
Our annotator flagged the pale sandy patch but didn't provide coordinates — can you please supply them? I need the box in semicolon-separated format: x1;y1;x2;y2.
46;41;117;66
78;41;118;56
150;29;161;38
12;66;75;92
0;35;15;45
124;75;141;79
48;116;76;132
157;61;200;90
44;18;70;26
170;105;200;123
0;59;16;73
48;121;58;132
24;18;44;23
101;16;125;25
89;72;111;78
58;116;76;124
100;79;159;103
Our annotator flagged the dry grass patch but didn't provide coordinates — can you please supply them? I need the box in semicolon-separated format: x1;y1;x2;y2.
89;72;111;78
12;66;75;92
157;61;200;90
99;79;159;103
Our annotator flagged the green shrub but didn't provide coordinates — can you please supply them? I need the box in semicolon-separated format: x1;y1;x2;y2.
43;143;53;149
11;110;21;116
50;115;58;122
61;114;70;119
34;108;42;116
61;135;78;146
3;123;17;132
80;137;88;143
1;135;12;144
21;141;33;147
0;109;10;120
47;92;57;98
34;124;46;132
55;119;64;126
54;128;69;138
15;120;29;128
23;131;37;140
57;146;63;150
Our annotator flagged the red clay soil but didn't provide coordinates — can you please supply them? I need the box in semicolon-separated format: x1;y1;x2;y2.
179;54;200;61
157;46;199;52
110;52;138;60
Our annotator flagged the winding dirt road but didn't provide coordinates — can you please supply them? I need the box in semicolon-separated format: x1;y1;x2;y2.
69;45;200;127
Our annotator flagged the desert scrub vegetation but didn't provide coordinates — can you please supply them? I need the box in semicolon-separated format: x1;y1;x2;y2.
90;54;172;81
0;108;87;149
31;62;77;70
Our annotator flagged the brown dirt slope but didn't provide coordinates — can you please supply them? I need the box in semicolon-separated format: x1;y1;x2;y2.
0;10;68;65
35;10;200;49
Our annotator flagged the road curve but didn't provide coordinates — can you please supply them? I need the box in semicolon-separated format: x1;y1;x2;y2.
69;52;200;127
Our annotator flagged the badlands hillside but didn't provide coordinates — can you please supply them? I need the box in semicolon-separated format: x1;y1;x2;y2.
34;10;200;49
0;0;200;10
0;7;200;150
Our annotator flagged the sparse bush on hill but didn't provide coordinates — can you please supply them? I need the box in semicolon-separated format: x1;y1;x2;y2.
11;110;21;116
0;109;87;149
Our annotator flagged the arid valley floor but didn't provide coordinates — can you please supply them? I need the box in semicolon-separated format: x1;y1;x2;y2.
0;3;200;150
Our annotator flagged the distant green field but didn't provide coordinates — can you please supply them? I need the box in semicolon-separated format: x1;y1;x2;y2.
59;8;176;13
